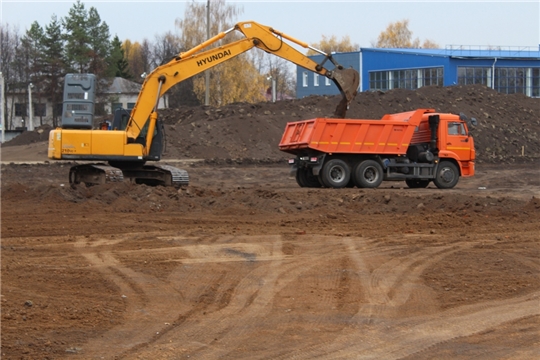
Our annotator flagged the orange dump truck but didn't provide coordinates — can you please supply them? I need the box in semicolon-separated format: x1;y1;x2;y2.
279;108;476;189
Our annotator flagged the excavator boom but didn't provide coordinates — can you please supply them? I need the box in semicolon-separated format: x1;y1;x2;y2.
126;21;359;142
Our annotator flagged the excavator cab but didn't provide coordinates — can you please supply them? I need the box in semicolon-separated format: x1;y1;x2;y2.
112;108;164;161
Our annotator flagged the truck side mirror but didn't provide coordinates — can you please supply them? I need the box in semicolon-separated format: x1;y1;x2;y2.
470;117;477;126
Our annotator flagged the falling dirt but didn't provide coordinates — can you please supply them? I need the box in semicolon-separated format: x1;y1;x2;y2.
1;85;539;359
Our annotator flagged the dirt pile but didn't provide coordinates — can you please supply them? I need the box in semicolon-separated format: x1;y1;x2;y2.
2;125;52;146
3;85;539;164
158;84;540;163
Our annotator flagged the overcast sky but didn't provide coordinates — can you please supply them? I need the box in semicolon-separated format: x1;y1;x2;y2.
2;0;539;51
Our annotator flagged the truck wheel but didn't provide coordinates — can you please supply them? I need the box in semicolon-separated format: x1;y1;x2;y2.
320;159;350;188
353;160;383;188
433;161;459;189
405;179;430;188
295;169;307;187
296;167;321;188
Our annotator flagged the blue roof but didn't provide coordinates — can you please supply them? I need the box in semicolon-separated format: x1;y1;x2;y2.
361;47;540;59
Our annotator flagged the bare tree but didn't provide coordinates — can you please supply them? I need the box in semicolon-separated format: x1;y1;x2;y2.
0;24;21;129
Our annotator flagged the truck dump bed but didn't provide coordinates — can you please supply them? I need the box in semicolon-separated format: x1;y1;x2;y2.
279;109;436;155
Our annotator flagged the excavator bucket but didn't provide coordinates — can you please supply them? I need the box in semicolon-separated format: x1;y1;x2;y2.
331;67;360;118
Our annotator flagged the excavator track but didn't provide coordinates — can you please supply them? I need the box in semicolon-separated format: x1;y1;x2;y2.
69;164;124;187
69;163;189;188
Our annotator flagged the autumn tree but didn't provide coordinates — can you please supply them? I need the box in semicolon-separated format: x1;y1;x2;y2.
307;35;359;55
175;0;265;106
123;40;145;82
374;19;439;49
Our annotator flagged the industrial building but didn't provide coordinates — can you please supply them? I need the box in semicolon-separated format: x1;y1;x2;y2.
297;47;540;98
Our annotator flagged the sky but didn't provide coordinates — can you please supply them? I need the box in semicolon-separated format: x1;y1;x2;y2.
1;0;539;52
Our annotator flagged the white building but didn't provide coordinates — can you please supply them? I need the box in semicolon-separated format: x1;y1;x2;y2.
2;77;168;130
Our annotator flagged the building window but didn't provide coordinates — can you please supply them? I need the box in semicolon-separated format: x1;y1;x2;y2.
15;103;27;117
495;67;526;95
392;69;418;90
423;68;444;86
302;71;308;87
54;103;63;118
458;67;490;86
369;71;388;91
370;67;443;91
314;74;319;86
34;103;46;117
325;77;331;86
532;68;540;97
127;102;136;109
112;103;123;112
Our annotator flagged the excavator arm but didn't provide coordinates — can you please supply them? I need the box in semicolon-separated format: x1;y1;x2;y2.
126;20;359;143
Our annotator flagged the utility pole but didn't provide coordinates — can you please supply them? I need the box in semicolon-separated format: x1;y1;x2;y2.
28;83;34;131
205;0;210;106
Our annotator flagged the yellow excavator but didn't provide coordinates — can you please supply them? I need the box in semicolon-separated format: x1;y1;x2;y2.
48;21;360;187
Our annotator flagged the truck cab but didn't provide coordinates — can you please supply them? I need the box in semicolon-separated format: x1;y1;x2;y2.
437;115;476;176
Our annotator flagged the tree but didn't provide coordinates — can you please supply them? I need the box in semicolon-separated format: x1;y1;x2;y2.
124;39;153;82
175;0;265;106
86;7;111;76
42;15;67;127
151;31;199;107
107;35;131;79
307;35;359;55
0;24;21;129
253;50;295;100
374;19;439;49
22;21;49;127
63;0;111;75
63;0;91;72
123;40;145;81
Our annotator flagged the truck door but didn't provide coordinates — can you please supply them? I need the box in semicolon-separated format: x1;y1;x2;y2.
443;120;472;161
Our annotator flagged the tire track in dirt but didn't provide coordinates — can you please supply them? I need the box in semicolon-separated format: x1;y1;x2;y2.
271;236;539;359
148;234;323;358
128;234;365;359
125;234;287;358
367;292;540;360
68;233;539;359
73;235;189;359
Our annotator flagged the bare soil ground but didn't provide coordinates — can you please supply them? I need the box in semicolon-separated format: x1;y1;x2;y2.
1;85;540;359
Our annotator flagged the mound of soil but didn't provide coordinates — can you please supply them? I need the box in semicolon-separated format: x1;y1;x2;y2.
3;85;539;164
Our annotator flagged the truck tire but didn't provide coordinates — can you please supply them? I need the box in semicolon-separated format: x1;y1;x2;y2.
353;160;383;188
320;159;350;188
296;167;321;188
433;161;459;189
405;179;430;188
